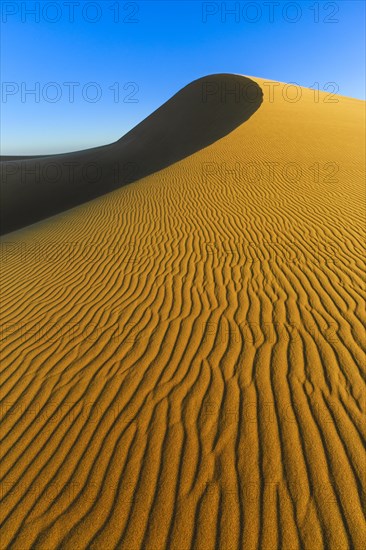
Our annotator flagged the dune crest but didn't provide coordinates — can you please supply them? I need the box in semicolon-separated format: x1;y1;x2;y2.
0;74;262;235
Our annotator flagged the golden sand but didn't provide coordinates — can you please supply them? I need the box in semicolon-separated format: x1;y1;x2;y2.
0;76;365;549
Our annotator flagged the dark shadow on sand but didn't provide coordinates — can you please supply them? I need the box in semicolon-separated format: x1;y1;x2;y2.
1;74;263;235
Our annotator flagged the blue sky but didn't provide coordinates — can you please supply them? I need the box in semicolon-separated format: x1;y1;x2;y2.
1;0;365;154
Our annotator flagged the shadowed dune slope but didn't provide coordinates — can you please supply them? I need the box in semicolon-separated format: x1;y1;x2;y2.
0;74;262;235
0;77;365;550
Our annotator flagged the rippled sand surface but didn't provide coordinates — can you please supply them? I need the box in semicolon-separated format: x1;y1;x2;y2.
1;76;365;549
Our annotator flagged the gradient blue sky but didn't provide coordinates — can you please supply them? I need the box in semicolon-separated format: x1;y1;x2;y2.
1;0;365;154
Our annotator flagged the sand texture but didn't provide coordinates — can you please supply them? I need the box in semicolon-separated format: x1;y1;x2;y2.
0;75;365;549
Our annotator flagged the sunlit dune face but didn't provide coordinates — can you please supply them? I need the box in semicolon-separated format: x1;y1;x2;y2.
0;76;365;550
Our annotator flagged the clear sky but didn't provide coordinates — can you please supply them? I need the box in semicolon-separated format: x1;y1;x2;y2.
1;0;365;154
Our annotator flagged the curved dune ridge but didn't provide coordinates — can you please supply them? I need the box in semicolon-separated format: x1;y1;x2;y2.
0;75;365;549
0;74;262;235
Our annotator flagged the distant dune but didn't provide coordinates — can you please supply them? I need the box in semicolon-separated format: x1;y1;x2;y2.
0;75;365;550
0;74;262;235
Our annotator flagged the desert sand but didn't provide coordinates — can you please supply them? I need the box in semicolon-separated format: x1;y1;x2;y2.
0;74;365;549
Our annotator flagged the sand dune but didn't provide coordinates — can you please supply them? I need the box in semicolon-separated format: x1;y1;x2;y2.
0;75;365;550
